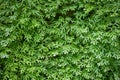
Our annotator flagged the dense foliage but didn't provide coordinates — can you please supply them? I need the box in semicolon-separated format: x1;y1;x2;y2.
0;0;120;80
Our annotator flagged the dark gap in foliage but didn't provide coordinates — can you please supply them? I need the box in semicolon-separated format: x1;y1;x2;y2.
82;10;95;20
44;17;51;25
21;34;25;43
39;72;48;79
66;10;76;19
0;58;7;79
44;9;76;25
105;21;119;32
17;0;22;3
54;13;63;20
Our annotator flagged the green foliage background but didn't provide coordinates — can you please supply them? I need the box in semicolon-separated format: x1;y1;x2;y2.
0;0;120;80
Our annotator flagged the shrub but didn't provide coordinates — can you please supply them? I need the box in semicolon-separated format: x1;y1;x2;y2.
0;0;120;80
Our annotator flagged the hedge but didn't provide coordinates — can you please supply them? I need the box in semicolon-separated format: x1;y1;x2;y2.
0;0;120;80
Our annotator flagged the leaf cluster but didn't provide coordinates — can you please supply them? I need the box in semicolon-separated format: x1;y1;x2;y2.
0;0;120;80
